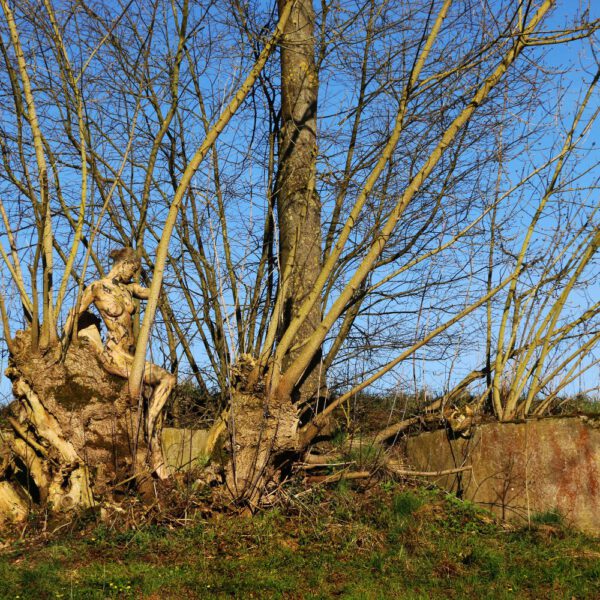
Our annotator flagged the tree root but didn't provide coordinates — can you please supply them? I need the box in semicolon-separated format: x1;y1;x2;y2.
0;481;28;523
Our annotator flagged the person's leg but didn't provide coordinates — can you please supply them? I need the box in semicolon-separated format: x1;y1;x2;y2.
99;346;133;379
143;362;176;442
100;348;174;477
143;363;176;478
102;347;174;435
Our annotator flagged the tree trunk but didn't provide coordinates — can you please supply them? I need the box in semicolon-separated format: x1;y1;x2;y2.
276;0;322;404
223;389;299;508
0;329;161;520
221;1;322;506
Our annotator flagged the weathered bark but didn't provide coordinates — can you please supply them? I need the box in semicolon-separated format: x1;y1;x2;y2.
0;436;28;523
224;389;298;508
0;329;159;520
216;355;297;507
276;0;323;404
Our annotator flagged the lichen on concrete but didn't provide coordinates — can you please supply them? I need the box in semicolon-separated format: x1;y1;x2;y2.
405;416;600;535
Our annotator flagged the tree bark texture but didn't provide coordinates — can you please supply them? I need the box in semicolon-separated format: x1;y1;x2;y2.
276;0;323;404
224;389;298;507
222;1;322;505
0;330;156;520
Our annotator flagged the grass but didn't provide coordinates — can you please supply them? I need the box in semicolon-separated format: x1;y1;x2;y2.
531;508;564;526
0;484;599;599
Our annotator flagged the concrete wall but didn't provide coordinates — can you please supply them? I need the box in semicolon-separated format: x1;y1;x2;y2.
405;416;600;535
161;427;211;472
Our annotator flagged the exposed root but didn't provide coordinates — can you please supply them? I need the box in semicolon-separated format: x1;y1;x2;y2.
0;481;27;523
0;330;164;521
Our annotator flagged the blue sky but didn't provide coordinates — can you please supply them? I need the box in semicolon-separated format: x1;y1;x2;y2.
0;0;598;406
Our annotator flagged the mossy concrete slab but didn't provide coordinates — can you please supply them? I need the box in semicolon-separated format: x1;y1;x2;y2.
405;416;600;534
161;427;211;472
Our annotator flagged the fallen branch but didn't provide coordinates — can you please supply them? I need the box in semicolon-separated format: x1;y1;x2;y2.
305;471;372;484
305;462;472;486
298;461;354;470
302;452;344;464
387;462;472;477
374;416;421;443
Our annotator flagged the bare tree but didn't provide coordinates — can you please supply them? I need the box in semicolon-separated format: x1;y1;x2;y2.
0;0;598;515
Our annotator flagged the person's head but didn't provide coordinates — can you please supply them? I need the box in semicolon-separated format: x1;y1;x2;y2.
109;247;141;282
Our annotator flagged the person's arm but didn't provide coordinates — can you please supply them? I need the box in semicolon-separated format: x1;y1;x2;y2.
63;284;95;338
129;283;150;300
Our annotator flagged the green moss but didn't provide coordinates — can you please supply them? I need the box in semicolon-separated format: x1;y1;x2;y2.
50;377;97;410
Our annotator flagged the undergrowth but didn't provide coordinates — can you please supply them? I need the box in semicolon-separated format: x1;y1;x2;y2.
0;483;598;599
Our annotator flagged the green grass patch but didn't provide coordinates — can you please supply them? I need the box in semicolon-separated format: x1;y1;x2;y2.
0;486;599;599
392;490;423;517
531;508;564;526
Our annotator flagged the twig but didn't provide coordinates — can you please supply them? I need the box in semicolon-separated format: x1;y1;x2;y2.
387;463;472;477
305;471;372;484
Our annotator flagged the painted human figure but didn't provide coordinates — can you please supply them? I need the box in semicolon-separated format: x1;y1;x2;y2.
66;247;175;477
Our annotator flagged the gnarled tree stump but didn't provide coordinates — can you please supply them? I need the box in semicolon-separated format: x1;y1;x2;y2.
0;330;155;520
224;390;299;507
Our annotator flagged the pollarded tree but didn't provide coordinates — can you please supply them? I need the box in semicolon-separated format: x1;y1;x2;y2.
0;0;598;515
275;0;323;405
131;0;600;504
